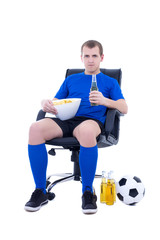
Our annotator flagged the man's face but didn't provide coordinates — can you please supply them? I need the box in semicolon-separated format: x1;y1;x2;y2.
81;46;104;75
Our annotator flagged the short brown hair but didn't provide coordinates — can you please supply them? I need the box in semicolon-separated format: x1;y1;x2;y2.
81;40;103;56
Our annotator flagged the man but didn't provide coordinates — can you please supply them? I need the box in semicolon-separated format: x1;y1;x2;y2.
25;40;128;214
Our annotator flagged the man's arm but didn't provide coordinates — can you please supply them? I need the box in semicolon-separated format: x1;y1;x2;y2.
103;98;128;114
89;91;128;114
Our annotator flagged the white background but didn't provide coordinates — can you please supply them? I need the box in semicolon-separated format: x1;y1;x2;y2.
0;0;159;239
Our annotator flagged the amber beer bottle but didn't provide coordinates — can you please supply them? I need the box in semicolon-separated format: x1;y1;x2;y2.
90;74;98;106
106;171;116;205
100;171;107;203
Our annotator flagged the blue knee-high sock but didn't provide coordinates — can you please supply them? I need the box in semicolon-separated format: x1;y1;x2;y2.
79;145;98;193
28;143;48;194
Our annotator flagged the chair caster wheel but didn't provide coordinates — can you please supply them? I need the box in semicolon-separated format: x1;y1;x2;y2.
47;192;55;201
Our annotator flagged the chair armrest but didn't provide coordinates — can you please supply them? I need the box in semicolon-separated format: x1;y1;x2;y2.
36;109;46;121
105;109;124;134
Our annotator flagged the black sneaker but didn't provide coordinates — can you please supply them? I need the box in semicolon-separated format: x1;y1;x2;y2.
24;189;48;212
82;190;97;214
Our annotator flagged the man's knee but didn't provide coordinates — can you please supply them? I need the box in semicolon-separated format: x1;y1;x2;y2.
79;127;95;140
29;119;63;145
29;122;41;137
75;126;97;147
28;121;46;145
76;121;100;139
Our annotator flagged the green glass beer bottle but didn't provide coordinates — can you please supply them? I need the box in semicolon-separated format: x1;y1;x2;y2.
90;74;98;106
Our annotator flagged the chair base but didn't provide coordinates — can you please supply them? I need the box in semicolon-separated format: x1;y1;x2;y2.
46;148;101;193
46;172;102;193
46;173;78;192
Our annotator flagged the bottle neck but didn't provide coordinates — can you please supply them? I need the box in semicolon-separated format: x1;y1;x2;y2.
91;74;98;90
102;171;106;183
92;74;96;82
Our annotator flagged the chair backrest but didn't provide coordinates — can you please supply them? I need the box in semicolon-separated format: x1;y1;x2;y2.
65;68;122;86
65;68;123;148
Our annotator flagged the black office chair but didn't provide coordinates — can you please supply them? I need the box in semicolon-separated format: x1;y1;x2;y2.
36;68;124;199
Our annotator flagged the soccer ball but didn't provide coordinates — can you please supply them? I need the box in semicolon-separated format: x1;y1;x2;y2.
116;175;145;205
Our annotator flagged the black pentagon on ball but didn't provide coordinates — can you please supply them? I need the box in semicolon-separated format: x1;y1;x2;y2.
133;176;141;183
129;188;139;198
119;178;127;186
129;202;137;206
117;193;124;201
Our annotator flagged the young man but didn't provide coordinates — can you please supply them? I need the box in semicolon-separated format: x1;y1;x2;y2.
25;40;128;214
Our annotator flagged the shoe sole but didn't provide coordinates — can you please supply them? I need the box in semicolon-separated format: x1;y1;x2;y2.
82;208;97;214
24;200;48;212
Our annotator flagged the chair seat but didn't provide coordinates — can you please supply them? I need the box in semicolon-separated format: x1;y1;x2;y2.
46;137;80;148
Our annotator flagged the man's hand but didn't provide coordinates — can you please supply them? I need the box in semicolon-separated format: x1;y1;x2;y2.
89;91;106;106
41;99;58;115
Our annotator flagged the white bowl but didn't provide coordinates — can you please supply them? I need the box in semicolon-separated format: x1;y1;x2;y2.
52;98;81;120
